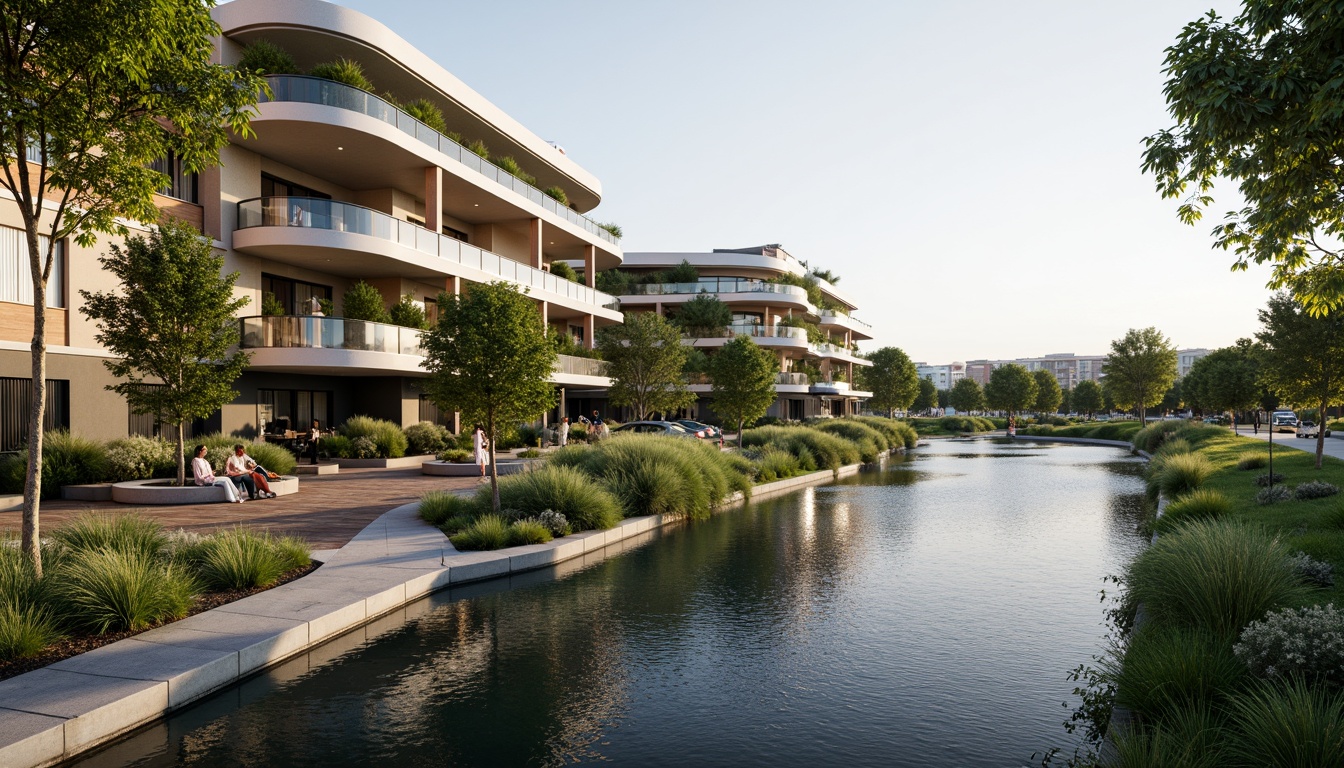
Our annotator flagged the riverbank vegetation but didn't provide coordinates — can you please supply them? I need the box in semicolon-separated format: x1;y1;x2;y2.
907;416;1001;436
1020;420;1144;441
421;416;916;550
1068;419;1344;764
0;513;311;669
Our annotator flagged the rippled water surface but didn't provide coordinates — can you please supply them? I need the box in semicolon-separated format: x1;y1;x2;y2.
77;439;1147;768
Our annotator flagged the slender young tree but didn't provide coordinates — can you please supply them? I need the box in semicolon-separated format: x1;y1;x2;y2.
985;364;1038;431
597;311;696;420
80;221;251;486
1072;380;1104;420
708;336;778;447
912;378;938;415
421;282;557;510
859;346;920;418
1101;327;1178;426
1184;344;1260;432
0;0;264;572
949;377;985;415
1256;293;1344;469
1032;370;1063;417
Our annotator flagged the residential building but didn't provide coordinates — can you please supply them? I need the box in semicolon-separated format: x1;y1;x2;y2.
616;245;873;420
1177;348;1210;378
0;0;623;448
915;362;965;390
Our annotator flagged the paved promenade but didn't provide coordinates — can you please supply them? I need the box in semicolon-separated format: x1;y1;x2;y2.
0;468;480;550
1230;428;1344;461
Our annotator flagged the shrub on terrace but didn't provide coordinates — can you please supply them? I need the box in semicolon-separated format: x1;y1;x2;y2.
309;58;374;92
401;98;447;133
338;415;407;459
238;39;297;75
404;421;451;456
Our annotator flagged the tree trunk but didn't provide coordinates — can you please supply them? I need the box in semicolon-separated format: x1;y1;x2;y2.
1317;398;1327;470
1139;403;1147;427
176;421;186;487
737;417;744;449
21;228;47;577
488;407;500;512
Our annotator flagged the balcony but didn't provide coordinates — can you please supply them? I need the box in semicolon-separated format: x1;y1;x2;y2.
817;310;874;339
684;323;810;350
239;315;608;384
236;197;621;316
625;279;810;300
811;342;872;366
259;75;618;246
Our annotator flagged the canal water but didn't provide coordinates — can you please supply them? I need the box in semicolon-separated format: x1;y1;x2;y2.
75;439;1147;767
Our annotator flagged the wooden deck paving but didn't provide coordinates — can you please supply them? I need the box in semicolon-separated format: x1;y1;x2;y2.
0;468;482;550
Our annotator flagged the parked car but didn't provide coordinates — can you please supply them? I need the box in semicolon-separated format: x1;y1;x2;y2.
610;420;702;439
1296;421;1331;439
674;419;719;438
1272;410;1299;432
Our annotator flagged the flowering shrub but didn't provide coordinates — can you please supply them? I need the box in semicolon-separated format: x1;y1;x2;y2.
1256;485;1292;505
351;436;378;459
1289;552;1335;588
104;437;175;482
1234;604;1344;684
530;509;570;537
1294;481;1340;500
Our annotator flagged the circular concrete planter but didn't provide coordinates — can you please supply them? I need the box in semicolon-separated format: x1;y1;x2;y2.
421;460;537;477
111;476;299;505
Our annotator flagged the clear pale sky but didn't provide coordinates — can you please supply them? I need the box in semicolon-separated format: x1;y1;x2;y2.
323;0;1266;363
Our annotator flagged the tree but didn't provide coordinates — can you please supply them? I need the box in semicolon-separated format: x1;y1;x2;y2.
1158;380;1183;416
985;364;1038;428
949;377;985;414
596;312;695;421
421;282;557;510
548;261;579;283
860;347;919;417
1073;380;1104;419
1184;345;1260;430
1032;370;1063;417
1255;293;1344;469
0;0;263;574
342;280;390;323
1059;387;1073;415
1102;328;1178;425
912;378;938;414
709;336;778;446
673;294;732;338
664;259;699;284
1142;5;1344;315
388;293;428;330
79;220;250;486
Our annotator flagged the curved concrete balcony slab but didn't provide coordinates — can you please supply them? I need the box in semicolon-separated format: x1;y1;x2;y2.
816;311;874;340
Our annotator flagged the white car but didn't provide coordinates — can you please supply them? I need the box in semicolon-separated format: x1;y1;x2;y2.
1296;421;1331;439
1272;411;1299;432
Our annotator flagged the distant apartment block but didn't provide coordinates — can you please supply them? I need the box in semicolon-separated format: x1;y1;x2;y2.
915;362;965;390
1178;348;1210;378
958;348;1209;392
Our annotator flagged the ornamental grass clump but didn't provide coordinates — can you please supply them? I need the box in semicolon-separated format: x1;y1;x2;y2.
741;425;859;471
1107;706;1226;768
1127;519;1308;638
811;420;887;462
339;415;408;458
751;446;801;482
50;512;166;561
450;515;511;551
54;549;197;633
1234;604;1344;684
0;602;60;662
1106;625;1247;724
1156;452;1214;498
484;464;623;530
184;527;306;591
419;491;479;527
1227;677;1344;767
1155;488;1231;534
1237;452;1270;471
506;519;552;546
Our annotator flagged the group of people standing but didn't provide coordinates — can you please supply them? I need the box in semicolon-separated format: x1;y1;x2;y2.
558;411;607;448
470;412;608;480
191;444;282;503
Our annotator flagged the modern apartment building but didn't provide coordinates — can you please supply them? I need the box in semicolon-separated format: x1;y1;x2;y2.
1177;348;1210;378
915;362;965;390
0;0;623;449
615;245;873;420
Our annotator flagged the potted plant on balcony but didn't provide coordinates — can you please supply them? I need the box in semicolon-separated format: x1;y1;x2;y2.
342;281;391;350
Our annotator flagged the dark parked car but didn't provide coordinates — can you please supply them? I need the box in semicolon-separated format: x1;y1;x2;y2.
610;421;701;439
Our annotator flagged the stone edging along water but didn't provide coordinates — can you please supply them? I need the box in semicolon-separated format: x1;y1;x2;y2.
0;456;879;768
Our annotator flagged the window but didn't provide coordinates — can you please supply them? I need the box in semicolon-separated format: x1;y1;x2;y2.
419;395;453;427
0;378;68;452
261;173;331;200
149;151;198;203
258;389;332;435
442;225;468;242
423;298;438;327
262;274;332;316
0;226;64;308
127;385;208;439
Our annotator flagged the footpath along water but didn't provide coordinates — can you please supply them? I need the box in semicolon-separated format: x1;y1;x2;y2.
72;439;1147;767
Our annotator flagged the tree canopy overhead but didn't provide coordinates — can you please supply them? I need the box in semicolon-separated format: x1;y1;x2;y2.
1256;293;1344;468
1142;2;1344;313
1102;328;1178;425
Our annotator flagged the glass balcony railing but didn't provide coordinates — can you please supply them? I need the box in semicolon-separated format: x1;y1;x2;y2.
236;196;620;311
689;324;808;340
239;315;424;356
554;354;608;377
812;342;864;358
775;372;810;385
818;310;872;329
625;279;811;301
259;75;619;246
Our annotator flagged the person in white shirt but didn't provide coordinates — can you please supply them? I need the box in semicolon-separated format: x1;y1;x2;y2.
226;444;274;499
192;445;244;503
472;424;487;479
559;417;569;447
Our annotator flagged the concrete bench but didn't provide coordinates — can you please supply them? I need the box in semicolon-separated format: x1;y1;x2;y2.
110;476;299;505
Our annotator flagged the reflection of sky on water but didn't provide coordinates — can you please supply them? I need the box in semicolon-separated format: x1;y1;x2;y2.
78;439;1146;768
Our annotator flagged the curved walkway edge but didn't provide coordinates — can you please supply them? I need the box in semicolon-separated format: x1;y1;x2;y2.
0;460;872;768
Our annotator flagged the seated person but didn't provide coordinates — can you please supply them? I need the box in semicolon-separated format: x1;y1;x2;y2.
227;444;276;499
191;445;244;503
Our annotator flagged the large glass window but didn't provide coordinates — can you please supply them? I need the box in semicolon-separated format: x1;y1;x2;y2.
148;151;198;203
127;384;208;439
261;173;331;200
0;377;67;452
0;225;64;308
258;389;332;435
262;274;332;316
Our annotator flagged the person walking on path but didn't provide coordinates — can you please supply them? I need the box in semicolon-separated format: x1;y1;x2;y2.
1254;411;1261;435
191;445;244;503
559;417;569;447
472;424;487;479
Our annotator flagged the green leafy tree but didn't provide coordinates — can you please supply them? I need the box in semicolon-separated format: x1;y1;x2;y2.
986;364;1039;428
1101;328;1178;426
388;293;428;330
1059;387;1073;415
1158;380;1183;416
912;378;938;414
1032;369;1063;416
1255;293;1344;468
1143;5;1344;314
79;220;251;486
595;269;633;296
238;39;297;75
342;280;390;323
674;294;732;338
709;336;778;446
0;0;263;573
1072;380;1104;419
949;377;985;414
421;282;557;510
1184;344;1260;430
597;312;695;421
665;259;699;284
548;261;579;283
860;347;920;417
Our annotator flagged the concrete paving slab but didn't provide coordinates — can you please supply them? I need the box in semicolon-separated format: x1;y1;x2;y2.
0;668;167;752
49;638;239;709
364;582;407;618
445;551;511;584
0;709;64;768
402;568;452;599
507;542;560;571
133;614;309;676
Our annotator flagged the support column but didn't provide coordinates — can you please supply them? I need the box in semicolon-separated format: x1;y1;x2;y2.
424;166;442;233
559;387;567;421
655;301;663;317
445;275;461;296
529;217;543;269
764;305;772;329
584;314;595;349
584;244;596;288
540;300;549;326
